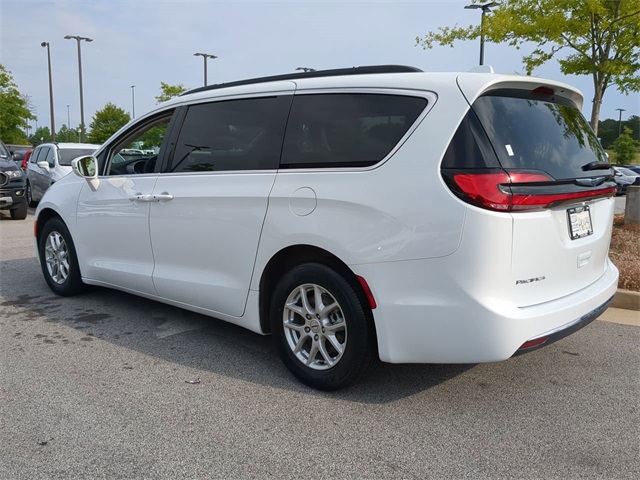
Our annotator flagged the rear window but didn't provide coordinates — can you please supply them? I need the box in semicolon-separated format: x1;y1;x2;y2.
59;148;98;166
470;91;609;180
281;93;427;168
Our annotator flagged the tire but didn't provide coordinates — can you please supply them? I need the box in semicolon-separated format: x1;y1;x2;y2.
10;201;28;220
38;217;85;296
26;181;37;207
270;263;377;390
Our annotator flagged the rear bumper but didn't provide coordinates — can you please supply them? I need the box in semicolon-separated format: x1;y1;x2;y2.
352;257;619;364
512;295;613;356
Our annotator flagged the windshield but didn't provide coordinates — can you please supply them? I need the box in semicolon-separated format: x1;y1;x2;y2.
472;91;609;180
0;142;10;159
59;148;98;166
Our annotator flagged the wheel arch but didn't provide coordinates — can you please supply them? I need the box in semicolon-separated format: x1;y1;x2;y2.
258;244;377;342
35;207;64;240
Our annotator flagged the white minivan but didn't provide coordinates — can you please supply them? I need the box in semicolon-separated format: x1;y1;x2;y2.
34;65;618;390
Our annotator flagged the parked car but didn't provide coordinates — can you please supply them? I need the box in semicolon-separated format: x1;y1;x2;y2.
612;166;640;195
0;140;28;219
25;142;99;206
622;164;640;175
34;65;619;390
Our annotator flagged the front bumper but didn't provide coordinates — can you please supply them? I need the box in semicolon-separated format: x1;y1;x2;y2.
0;185;27;209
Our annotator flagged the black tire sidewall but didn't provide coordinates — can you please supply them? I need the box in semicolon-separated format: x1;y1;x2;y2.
38;218;84;296
270;263;375;391
10;201;27;220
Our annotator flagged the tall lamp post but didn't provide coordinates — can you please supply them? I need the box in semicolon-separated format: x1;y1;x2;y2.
616;108;626;137
131;85;136;118
66;104;70;129
464;2;500;66
194;52;217;86
64;35;93;142
41;42;56;142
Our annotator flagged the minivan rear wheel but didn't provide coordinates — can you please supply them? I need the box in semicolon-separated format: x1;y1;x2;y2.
270;263;376;390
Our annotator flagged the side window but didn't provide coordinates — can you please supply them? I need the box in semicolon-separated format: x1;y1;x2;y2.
106;115;172;175
44;147;55;167
281;93;427;168
169;96;291;173
30;147;42;163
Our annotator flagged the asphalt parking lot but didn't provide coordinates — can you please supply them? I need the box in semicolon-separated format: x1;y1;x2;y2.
1;211;638;479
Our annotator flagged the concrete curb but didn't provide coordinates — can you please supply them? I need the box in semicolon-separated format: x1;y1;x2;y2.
611;289;640;311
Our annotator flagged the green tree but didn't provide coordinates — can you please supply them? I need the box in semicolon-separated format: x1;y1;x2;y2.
416;0;640;136
87;103;131;144
598;115;640;148
0;64;36;143
56;124;79;143
155;82;188;104
611;126;640;163
28;126;52;146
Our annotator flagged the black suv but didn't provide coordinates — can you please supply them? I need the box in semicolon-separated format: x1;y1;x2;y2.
0;140;28;220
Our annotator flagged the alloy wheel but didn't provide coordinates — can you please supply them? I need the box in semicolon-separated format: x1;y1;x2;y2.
44;231;70;284
282;283;347;370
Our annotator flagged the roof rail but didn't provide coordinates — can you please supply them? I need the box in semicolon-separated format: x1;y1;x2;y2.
181;65;423;96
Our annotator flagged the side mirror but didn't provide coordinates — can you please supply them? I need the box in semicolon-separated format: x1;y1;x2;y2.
37;161;50;171
72;155;98;179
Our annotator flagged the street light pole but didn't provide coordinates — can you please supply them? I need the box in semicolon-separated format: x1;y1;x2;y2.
67;105;70;130
464;2;500;66
194;52;217;86
41;42;56;142
131;85;136;118
64;35;93;142
616;108;626;137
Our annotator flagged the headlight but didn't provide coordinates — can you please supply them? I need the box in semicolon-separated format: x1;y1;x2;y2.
4;170;23;179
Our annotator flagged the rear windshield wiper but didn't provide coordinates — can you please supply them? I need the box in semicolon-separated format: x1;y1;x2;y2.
581;161;612;171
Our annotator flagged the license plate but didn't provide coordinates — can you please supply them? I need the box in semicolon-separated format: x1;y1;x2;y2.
567;206;593;240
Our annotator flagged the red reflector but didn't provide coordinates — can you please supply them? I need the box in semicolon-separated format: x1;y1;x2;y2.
356;275;377;310
518;336;549;350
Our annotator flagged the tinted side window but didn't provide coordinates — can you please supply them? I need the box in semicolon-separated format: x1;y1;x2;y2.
281;93;427;168
170;96;291;173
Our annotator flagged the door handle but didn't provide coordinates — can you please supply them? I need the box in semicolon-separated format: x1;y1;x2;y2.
152;193;174;202
128;193;153;202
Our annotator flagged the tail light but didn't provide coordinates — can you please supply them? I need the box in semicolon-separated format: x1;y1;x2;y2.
446;169;616;212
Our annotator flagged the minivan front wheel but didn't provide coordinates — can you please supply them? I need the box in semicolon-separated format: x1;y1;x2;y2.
38;218;84;296
270;263;377;390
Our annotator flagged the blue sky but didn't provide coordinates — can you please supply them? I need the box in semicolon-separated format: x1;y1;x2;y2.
2;0;638;137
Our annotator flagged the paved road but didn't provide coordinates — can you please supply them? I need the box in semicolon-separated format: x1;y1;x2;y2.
1;212;638;479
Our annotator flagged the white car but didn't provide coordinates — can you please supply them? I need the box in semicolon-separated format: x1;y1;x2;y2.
34;65;619;390
612;165;640;195
26;142;100;206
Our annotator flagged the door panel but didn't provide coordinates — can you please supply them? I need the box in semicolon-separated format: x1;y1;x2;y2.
150;173;275;316
75;175;159;294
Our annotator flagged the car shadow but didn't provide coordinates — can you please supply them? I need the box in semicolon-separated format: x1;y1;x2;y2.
0;256;474;403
